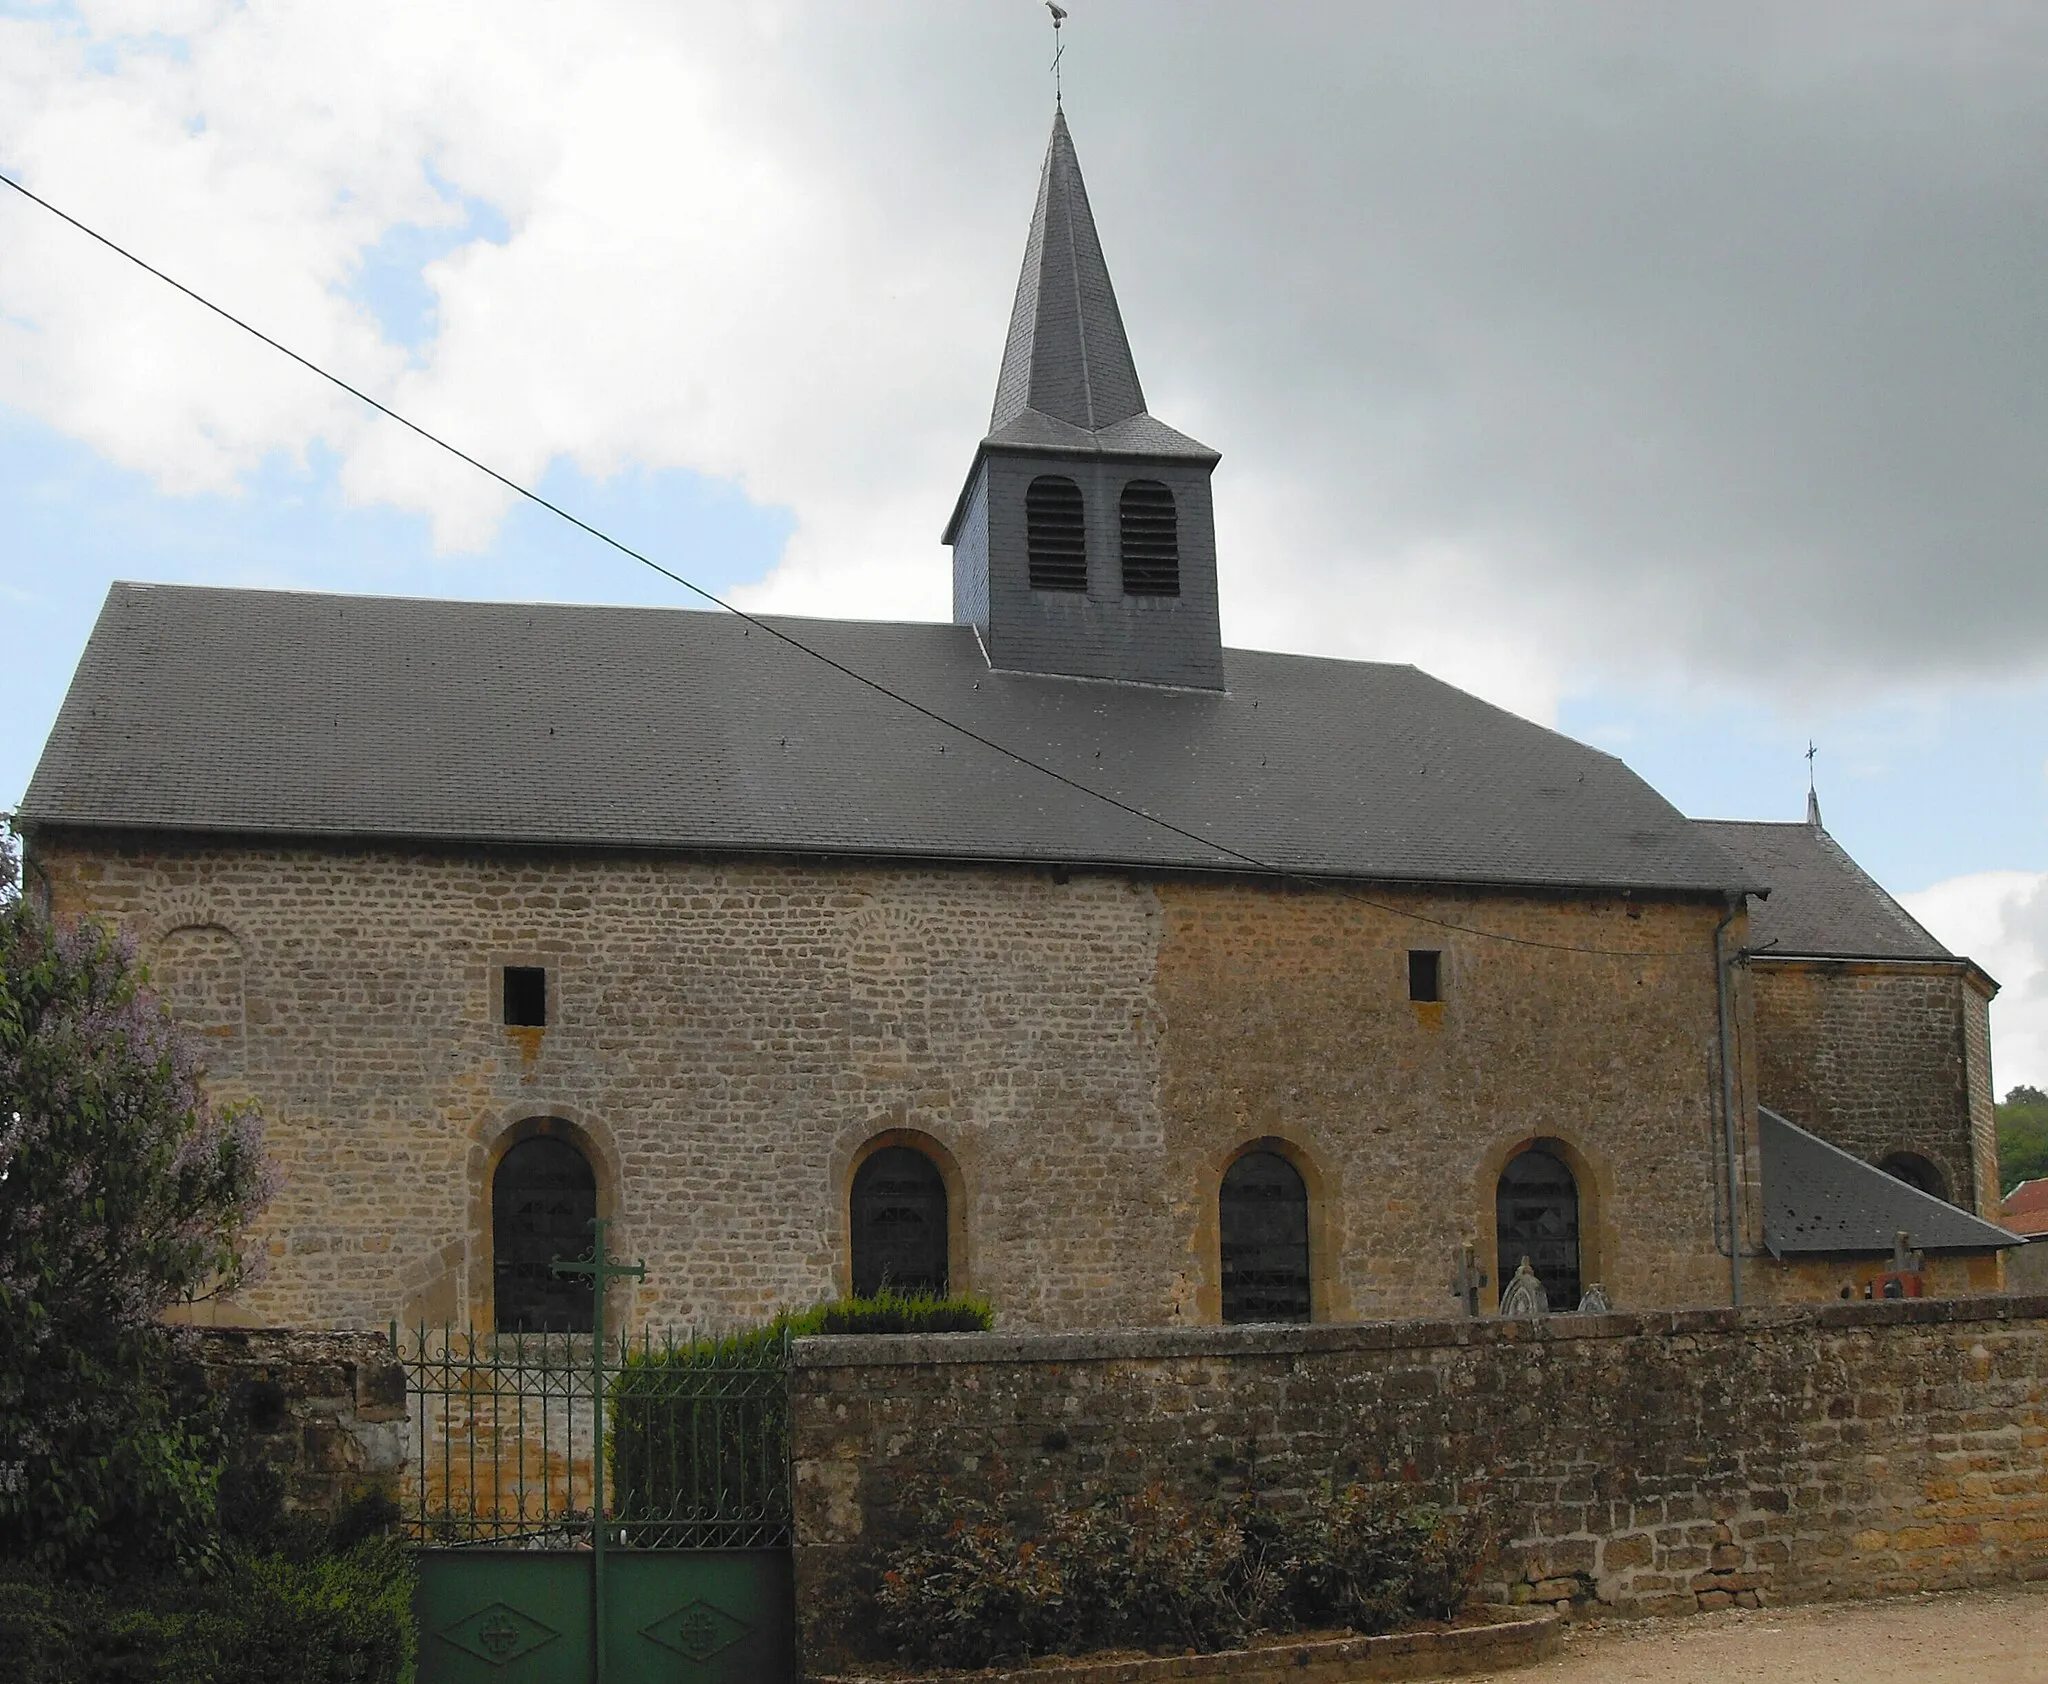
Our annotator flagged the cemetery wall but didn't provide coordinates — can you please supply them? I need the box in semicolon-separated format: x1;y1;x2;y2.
187;1327;407;1524
789;1296;2048;1671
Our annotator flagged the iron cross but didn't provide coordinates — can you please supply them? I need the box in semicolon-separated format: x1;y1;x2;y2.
550;1216;644;1336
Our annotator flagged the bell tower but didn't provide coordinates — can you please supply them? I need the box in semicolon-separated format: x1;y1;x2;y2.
943;111;1224;690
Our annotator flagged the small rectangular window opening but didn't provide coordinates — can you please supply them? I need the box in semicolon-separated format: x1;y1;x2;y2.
503;966;548;1028
1408;950;1442;1004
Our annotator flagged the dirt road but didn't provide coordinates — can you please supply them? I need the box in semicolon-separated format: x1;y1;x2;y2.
1462;1583;2048;1684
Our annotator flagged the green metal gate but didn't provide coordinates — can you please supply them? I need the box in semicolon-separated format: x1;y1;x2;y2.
399;1225;795;1683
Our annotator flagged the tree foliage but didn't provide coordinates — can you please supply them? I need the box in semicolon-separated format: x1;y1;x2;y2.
1999;1085;2048;1196
0;838;276;1576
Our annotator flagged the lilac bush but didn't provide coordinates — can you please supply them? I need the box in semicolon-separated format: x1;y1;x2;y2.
0;836;276;1575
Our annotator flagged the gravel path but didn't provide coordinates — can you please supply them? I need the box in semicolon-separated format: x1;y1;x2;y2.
1460;1583;2048;1684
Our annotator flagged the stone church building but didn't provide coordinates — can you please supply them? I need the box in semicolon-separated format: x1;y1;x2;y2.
15;112;2015;1336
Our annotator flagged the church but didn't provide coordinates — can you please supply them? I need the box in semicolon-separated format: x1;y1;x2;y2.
15;112;2015;1336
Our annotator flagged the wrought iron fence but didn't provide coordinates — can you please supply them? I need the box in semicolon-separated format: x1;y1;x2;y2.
396;1323;793;1551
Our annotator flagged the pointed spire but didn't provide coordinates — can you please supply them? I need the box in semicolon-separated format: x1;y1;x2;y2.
989;110;1147;436
1807;786;1823;829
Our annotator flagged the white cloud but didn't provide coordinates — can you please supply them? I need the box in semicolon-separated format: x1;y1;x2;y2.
1901;870;2048;1094
4;3;2048;733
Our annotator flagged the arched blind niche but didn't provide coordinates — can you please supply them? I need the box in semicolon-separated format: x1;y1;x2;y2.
1219;1150;1311;1323
1026;475;1088;592
1495;1147;1581;1312
492;1134;597;1333
851;1146;949;1297
1119;480;1180;597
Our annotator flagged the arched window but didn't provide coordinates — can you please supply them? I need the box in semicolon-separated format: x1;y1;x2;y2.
1119;480;1180;597
1220;1150;1311;1323
492;1134;597;1333
1880;1152;1947;1201
1496;1148;1580;1313
1026;475;1088;592
851;1146;949;1297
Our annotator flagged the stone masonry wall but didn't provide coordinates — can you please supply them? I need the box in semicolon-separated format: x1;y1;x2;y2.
1750;959;1985;1214
789;1297;2048;1672
1964;976;2001;1221
1152;881;1745;1317
30;834;1755;1334
187;1328;407;1523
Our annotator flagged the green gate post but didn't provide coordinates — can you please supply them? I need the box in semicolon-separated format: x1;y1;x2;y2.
553;1218;646;1684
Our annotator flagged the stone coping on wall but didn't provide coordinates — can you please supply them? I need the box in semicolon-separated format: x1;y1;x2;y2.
791;1293;2048;1369
810;1608;1561;1684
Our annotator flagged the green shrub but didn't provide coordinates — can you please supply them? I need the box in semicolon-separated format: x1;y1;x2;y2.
876;1494;1065;1668
1275;1482;1420;1632
1048;1485;1283;1655
0;1574;68;1684
609;1292;991;1545
610;1325;792;1548
0;1538;415;1684
192;1540;415;1684
1405;1500;1500;1621
1270;1485;1499;1628
873;1480;1498;1669
799;1289;993;1336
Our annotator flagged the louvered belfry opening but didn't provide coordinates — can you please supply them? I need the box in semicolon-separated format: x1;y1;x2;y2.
1026;474;1088;591
1119;479;1180;597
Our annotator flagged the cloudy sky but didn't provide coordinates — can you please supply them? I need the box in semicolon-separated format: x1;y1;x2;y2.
2;1;2045;1086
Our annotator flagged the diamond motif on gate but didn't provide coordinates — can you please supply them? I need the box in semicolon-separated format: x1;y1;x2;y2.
641;1598;750;1662
436;1602;561;1667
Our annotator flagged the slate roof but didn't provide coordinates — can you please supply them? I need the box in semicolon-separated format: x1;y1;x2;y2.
20;582;1759;894
1758;1107;2018;1254
992;110;1149;439
946;114;1214;540
1696;816;1951;960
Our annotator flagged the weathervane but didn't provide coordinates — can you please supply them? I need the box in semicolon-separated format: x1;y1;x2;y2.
1806;739;1818;792
1047;3;1068;109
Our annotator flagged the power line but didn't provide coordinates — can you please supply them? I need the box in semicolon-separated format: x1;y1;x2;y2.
0;167;1713;961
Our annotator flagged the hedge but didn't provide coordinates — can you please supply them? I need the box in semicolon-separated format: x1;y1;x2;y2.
0;1537;415;1684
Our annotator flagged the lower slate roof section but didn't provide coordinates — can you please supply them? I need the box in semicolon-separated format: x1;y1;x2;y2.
1697;818;1951;961
21;582;1759;894
1758;1107;2018;1255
